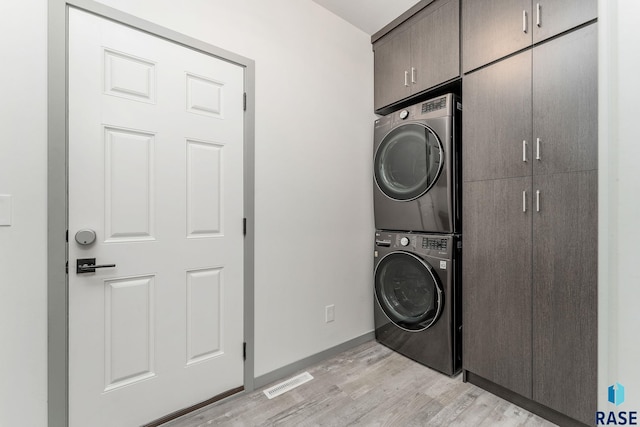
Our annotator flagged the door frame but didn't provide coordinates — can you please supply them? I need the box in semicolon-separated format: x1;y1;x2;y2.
47;1;256;425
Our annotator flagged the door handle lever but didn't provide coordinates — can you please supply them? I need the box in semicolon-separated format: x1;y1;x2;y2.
76;258;116;274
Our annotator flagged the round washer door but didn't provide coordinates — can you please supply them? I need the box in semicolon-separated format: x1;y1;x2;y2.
374;251;443;331
374;123;443;201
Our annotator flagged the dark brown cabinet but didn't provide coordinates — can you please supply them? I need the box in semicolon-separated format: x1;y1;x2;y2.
532;171;597;424
532;0;598;44
462;177;533;399
373;0;459;111
462;51;531;182
374;28;412;110
462;0;531;74
462;23;597;426
533;24;598;176
462;0;597;73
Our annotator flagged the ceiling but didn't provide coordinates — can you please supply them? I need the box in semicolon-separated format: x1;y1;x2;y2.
312;0;422;35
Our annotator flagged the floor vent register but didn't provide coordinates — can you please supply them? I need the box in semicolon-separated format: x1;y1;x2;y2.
263;372;314;399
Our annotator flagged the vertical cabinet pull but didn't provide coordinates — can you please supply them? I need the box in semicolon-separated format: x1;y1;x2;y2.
536;190;541;212
404;70;409;87
523;140;527;162
411;67;416;84
523;190;527;213
523;10;528;33
536;138;541;160
536;3;541;27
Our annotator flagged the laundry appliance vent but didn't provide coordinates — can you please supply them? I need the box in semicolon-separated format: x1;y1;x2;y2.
262;372;314;399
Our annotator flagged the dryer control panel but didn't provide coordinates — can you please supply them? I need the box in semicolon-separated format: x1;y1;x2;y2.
421;96;447;114
422;237;448;251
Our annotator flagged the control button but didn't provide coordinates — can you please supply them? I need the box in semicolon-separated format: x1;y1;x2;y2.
400;237;410;246
399;110;409;120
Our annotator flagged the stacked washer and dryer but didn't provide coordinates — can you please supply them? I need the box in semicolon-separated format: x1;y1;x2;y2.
373;93;462;376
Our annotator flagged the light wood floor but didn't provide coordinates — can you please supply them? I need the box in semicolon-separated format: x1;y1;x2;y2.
163;340;557;427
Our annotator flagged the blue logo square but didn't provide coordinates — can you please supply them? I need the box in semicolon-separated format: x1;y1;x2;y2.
609;383;625;406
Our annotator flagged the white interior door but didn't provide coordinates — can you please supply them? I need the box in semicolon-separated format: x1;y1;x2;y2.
68;8;245;426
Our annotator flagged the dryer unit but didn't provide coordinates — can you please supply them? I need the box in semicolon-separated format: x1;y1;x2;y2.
373;93;461;234
374;230;461;376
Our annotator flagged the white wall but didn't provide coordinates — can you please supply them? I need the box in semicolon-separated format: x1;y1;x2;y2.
599;0;640;412
0;0;48;425
91;0;376;377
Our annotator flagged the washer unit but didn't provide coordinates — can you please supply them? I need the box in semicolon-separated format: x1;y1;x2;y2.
374;230;461;376
373;93;461;234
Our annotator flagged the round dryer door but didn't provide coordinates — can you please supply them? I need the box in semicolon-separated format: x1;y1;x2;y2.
374;251;443;331
374;123;443;201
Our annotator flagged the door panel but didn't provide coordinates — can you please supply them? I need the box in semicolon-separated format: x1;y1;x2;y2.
462;0;531;72
462;177;532;398
373;28;411;110
187;140;224;236
533;0;597;43
68;8;244;426
104;276;156;391
411;0;460;94
532;171;597;425
104;127;155;241
463;51;532;182
533;23;597;175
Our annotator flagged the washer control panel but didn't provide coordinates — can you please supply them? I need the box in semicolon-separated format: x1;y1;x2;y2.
375;232;453;258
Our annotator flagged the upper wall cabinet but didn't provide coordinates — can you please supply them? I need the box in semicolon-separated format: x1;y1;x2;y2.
462;0;531;75
461;0;597;73
532;0;597;43
373;0;460;111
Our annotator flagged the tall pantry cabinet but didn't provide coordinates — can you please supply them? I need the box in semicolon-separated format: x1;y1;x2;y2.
461;1;597;425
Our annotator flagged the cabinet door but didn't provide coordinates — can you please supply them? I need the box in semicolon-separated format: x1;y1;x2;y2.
532;171;597;425
462;0;531;73
463;51;532;182
463;177;532;399
373;28;411;111
533;0;597;43
533;23;597;175
411;0;459;94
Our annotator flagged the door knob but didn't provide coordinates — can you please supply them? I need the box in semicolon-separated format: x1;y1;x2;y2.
76;258;116;274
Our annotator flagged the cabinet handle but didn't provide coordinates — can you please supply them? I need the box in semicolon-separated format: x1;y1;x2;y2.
523;190;527;213
536;138;541;160
523;10;528;33
536;3;541;27
523;140;527;162
411;67;416;84
404;70;409;87
536;190;541;212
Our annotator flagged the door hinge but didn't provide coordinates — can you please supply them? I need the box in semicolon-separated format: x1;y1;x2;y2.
65;261;68;274
243;217;247;236
243;342;247;361
66;229;68;242
243;92;247;111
